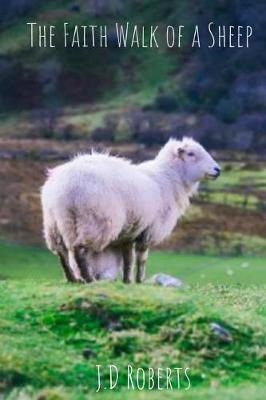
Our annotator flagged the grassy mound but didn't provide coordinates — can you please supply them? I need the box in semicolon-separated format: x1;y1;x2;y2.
0;280;265;399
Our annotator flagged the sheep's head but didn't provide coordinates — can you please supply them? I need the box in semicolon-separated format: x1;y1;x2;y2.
158;138;221;185
177;137;221;184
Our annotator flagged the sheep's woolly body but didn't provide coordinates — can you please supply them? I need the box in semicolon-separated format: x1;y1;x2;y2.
41;138;220;281
42;146;192;253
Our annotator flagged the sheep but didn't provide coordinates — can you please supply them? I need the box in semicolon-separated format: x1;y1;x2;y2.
83;246;123;281
41;137;221;284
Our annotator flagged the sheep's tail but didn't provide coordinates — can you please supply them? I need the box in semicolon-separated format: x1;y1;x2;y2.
42;207;59;253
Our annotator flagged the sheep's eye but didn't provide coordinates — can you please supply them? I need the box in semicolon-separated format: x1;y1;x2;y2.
187;152;195;157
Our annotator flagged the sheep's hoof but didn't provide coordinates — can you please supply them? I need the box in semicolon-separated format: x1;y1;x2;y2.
123;278;133;284
86;279;96;284
65;278;86;284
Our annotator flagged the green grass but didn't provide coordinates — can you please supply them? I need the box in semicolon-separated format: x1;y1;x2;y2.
0;18;31;54
209;165;266;193
0;281;265;399
147;251;266;286
0;242;61;280
198;163;266;213
204;191;259;210
0;1;75;55
0;242;266;285
199;231;266;258
5;384;266;400
0;243;265;398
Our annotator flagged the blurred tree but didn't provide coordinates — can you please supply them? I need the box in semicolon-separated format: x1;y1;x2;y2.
0;0;38;21
85;0;123;16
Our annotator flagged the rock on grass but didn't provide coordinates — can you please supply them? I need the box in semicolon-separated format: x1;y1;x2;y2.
148;273;184;288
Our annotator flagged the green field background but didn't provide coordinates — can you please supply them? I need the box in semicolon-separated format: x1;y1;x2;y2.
1;242;265;286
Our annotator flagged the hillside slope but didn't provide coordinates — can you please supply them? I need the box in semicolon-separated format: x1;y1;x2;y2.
0;281;265;399
0;0;266;150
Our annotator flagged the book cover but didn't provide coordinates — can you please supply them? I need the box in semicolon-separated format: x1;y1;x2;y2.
0;1;265;399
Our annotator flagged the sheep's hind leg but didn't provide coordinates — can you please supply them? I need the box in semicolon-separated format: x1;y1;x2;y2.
73;246;95;283
122;243;135;284
135;232;149;283
136;245;149;284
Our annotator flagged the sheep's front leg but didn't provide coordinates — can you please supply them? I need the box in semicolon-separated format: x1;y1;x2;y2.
58;251;77;282
122;243;135;284
136;243;149;284
73;246;95;283
56;239;78;282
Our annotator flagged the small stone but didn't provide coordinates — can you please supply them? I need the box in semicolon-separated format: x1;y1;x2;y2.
107;321;122;332
82;348;96;359
148;273;183;288
59;303;68;311
210;322;233;343
80;301;91;310
96;293;109;300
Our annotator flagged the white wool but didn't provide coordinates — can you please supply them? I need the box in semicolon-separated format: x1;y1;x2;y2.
85;248;123;280
41;137;219;277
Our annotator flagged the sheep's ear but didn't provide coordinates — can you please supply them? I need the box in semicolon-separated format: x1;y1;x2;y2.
177;147;185;159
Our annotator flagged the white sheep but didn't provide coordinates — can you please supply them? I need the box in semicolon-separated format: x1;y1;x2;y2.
41;137;220;283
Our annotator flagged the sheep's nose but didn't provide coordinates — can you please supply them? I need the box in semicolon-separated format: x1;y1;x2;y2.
214;167;221;177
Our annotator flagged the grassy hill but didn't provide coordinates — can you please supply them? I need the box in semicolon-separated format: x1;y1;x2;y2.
0;235;265;399
0;279;265;399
